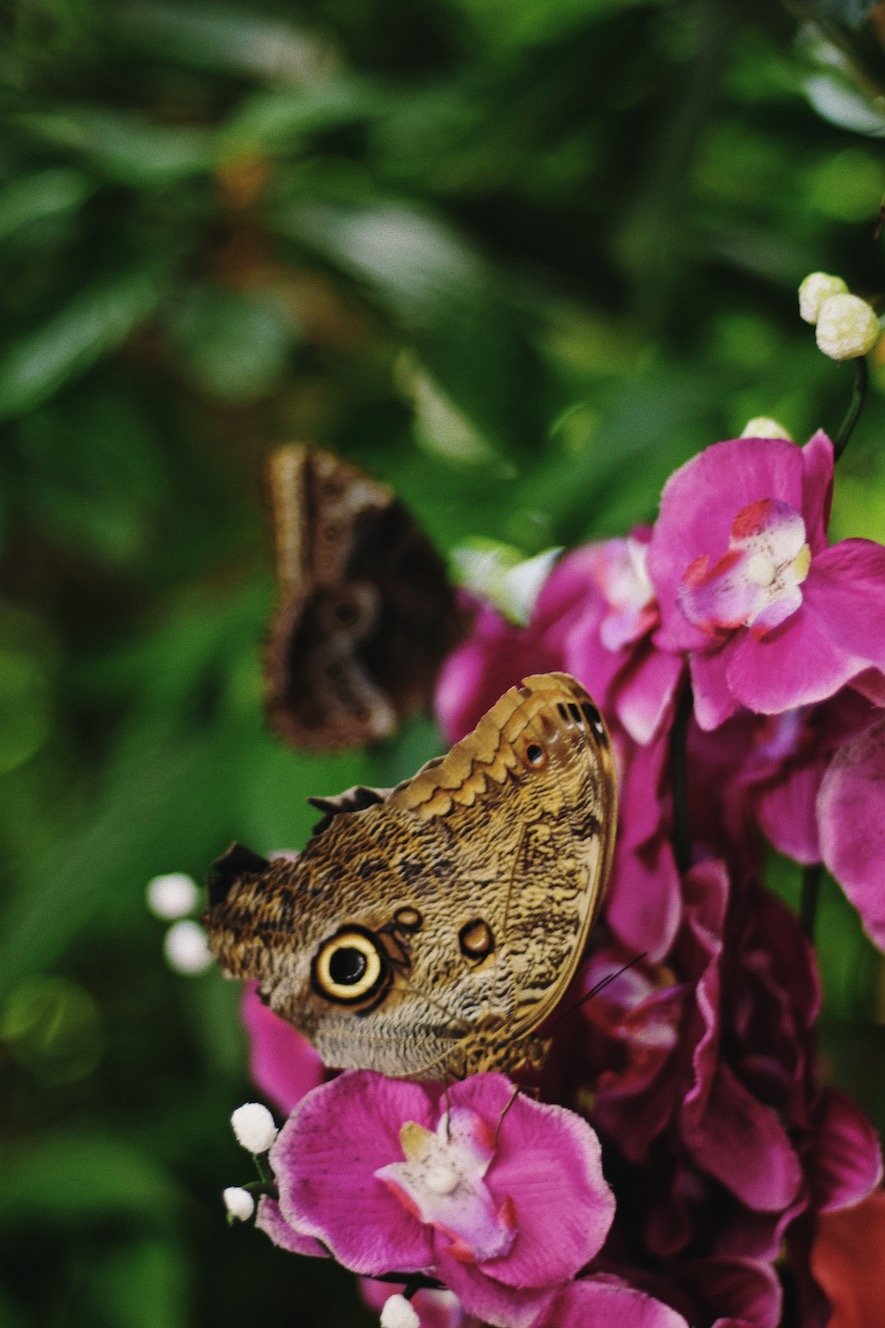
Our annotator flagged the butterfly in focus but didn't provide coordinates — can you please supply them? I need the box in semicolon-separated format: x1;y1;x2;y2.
264;443;465;750
205;672;617;1080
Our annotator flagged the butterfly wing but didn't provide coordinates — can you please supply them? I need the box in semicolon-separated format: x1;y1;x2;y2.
264;444;463;749
205;673;616;1079
386;671;617;1071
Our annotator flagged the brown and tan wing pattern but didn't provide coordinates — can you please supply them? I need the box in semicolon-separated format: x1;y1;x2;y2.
205;672;617;1080
264;443;464;750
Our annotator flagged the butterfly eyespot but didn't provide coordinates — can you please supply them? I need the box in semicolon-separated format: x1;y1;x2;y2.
394;906;423;932
459;918;494;959
521;740;547;769
312;927;387;1004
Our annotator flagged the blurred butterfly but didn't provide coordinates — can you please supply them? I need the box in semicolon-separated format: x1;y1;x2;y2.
264;444;465;750
206;672;617;1080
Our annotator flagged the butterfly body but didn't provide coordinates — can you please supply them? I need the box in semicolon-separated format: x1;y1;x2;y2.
206;672;617;1079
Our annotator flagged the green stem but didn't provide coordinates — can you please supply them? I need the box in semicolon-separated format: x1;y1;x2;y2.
834;356;868;461
253;1152;273;1185
670;674;694;874
800;863;822;940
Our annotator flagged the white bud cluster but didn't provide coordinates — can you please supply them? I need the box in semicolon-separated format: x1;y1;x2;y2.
799;272;881;361
223;1186;255;1222
146;872;199;920
163;919;213;975
799;272;848;325
231;1102;278;1154
380;1294;421;1328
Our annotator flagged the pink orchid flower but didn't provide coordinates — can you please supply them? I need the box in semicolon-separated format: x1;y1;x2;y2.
259;1071;615;1328
647;432;885;729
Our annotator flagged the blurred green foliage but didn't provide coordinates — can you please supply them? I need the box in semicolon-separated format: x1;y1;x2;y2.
1;1;884;1324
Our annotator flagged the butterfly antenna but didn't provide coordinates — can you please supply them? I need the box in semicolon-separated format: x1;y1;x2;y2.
547;952;648;1034
493;1084;520;1148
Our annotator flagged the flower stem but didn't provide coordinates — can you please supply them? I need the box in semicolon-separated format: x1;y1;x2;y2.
834;356;869;461
670;674;694;874
253;1153;273;1186
800;863;822;940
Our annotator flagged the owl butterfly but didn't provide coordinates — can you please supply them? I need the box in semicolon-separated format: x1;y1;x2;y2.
206;672;617;1081
264;443;465;750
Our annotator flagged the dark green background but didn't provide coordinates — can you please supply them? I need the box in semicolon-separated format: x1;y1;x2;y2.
1;1;884;1324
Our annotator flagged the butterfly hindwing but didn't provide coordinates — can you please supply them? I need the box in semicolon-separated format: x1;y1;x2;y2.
264;444;464;750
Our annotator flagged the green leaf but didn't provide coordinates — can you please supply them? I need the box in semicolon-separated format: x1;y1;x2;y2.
224;78;381;153
0;169;93;246
12;107;214;188
119;1;337;82
166;286;300;402
273;200;549;455
0;267;167;420
797;29;885;137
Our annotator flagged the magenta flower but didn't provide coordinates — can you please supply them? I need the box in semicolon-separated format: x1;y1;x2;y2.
647;432;885;728
574;860;881;1326
437;535;682;750
817;716;885;952
260;1070;615;1328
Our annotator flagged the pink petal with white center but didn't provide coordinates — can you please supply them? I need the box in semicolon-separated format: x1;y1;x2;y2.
542;1277;690;1328
255;1196;328;1258
746;583;804;638
812;1088;883;1213
817;717;885;951
446;1074;615;1288
649;436;807;653
677;549;765;635
270;1072;435;1275
377;1109;514;1264
730;497;807;563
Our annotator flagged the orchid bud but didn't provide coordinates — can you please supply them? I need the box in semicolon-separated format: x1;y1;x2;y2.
163;920;213;975
231;1102;278;1154
147;872;198;920
223;1187;255;1222
799;272;848;325
380;1294;420;1328
740;417;793;441
815;294;880;361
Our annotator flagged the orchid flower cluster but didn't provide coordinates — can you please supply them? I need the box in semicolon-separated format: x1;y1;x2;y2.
222;277;885;1328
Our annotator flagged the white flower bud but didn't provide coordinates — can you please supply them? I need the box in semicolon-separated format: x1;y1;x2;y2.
147;872;199;920
380;1294;420;1328
231;1102;278;1154
223;1186;255;1222
815;294;881;361
163;920;213;975
799;272;848;324
740;417;793;441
